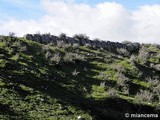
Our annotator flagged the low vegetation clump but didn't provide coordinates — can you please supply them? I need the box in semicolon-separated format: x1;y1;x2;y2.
107;87;119;98
135;90;153;104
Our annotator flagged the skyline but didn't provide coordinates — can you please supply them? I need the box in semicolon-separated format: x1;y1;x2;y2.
0;0;160;44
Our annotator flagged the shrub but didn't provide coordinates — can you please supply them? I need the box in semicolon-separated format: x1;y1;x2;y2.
138;47;150;64
135;90;153;104
50;53;61;64
9;32;16;37
85;43;91;48
73;43;79;48
147;78;159;88
153;84;160;96
98;71;108;80
110;64;126;73
35;31;40;34
130;55;137;63
45;51;52;59
72;69;80;76
64;52;85;63
93;38;101;41
57;41;65;48
0;36;4;42
116;48;129;56
122;40;132;44
64;52;75;63
12;40;21;47
73;34;89;40
74;53;85;61
116;73;128;87
154;64;160;71
122;85;129;95
150;63;160;71
42;45;50;52
63;43;72;50
107;87;119;98
100;81;106;88
12;53;20;61
19;45;27;52
59;33;66;39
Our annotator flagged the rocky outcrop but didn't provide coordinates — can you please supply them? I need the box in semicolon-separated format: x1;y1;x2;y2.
24;34;140;52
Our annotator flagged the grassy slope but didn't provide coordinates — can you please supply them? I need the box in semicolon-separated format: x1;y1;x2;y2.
0;36;160;120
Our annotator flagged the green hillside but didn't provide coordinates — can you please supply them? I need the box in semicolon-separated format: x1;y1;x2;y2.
0;35;160;120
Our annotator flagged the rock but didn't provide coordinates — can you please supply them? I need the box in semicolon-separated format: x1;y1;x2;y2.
24;34;140;52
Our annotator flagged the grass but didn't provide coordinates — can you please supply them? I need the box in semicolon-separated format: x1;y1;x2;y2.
0;35;160;120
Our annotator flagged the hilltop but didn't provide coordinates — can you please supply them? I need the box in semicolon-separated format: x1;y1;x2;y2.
0;34;160;120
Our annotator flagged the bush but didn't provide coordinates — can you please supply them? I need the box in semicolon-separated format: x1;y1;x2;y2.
116;73;128;87
73;34;89;40
100;81;106;88
130;55;137;63
147;78;159;88
153;84;160;96
116;48;129;56
45;51;52;59
59;33;66;39
9;32;16;37
135;90;153;104
73;43;79;48
121;40;132;44
85;43;92;48
138;47;150;64
107;87;119;98
64;52;75;63
74;53;85;61
19;45;27;52
42;45;50;52
12;40;21;47
154;64;160;71
64;52;85;63
110;64;126;73
122;85;129;95
72;69;80;76
98;71;108;80
50;53;61;64
57;41;65;48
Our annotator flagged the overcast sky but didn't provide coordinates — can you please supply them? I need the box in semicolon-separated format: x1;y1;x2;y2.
0;0;160;44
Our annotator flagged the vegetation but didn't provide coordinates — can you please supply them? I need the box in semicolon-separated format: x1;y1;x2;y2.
0;35;160;120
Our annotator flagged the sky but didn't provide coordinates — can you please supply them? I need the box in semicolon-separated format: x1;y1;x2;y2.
0;0;160;44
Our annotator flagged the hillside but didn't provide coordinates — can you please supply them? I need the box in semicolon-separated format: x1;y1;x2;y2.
0;34;160;120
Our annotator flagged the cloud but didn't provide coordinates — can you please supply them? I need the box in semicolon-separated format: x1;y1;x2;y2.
132;4;160;43
0;0;160;44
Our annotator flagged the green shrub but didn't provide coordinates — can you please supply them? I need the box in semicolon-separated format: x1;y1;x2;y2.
73;34;89;40
116;48;129;56
72;69;80;76
110;64;126;73
107;87;119;98
98;71;108;80
64;52;75;63
100;81;106;88
135;90;153;104
138;47;150;64
45;51;52;59
9;32;16;37
50;53;61;64
116;73;128;87
122;85;129;95
57;41;65;48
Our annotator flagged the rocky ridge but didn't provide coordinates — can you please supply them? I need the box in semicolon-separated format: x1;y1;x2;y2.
24;34;140;52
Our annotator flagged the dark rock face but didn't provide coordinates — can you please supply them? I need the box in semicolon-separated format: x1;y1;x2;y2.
24;34;140;51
